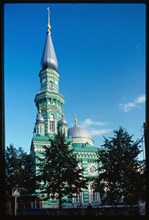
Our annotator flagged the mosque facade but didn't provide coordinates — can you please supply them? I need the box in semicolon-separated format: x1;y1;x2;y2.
30;9;101;208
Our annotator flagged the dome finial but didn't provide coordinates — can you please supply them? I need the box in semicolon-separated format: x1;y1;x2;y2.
74;113;78;125
47;7;51;31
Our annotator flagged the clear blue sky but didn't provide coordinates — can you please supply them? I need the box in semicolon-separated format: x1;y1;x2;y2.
4;3;146;159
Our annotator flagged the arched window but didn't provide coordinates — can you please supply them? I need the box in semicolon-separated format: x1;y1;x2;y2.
49;114;55;132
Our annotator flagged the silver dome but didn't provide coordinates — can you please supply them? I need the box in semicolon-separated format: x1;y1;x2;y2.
68;125;92;139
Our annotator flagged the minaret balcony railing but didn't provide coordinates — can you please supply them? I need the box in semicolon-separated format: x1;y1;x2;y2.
36;88;46;94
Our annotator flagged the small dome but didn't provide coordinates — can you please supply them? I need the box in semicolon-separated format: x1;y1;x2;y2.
68;125;92;139
58;115;67;126
36;112;44;123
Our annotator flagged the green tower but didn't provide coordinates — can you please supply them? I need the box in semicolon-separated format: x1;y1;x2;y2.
34;7;64;137
30;8;100;208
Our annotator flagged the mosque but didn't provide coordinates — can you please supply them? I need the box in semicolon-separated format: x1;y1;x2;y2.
30;8;101;208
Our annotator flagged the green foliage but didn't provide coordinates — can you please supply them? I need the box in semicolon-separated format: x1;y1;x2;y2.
36;131;88;208
93;127;146;205
5;144;36;198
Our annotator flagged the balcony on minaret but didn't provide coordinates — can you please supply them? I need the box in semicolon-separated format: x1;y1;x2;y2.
36;88;64;99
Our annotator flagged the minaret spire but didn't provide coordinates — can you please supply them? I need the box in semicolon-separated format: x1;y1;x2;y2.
41;7;58;70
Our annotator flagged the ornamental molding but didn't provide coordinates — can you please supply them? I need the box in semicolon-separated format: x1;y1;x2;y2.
39;68;59;77
72;137;93;145
33;140;50;145
76;152;97;159
77;152;97;158
47;72;59;79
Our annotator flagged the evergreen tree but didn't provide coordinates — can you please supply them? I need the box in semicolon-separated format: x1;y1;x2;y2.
5;144;36;208
36;131;88;209
92;127;145;206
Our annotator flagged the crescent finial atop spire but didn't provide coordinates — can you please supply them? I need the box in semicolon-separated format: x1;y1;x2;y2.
74;113;78;126
47;7;51;31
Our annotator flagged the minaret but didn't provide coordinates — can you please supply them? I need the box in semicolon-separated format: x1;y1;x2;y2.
34;8;64;136
30;8;99;208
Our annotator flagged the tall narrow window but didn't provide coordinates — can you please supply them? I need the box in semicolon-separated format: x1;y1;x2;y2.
49;114;55;132
91;190;99;202
73;193;80;203
49;81;53;92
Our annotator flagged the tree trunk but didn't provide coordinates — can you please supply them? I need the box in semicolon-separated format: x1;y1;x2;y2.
59;197;62;210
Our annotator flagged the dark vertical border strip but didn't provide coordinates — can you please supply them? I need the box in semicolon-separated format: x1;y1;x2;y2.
145;1;149;216
0;1;6;218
